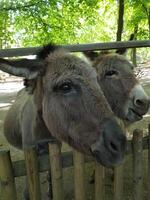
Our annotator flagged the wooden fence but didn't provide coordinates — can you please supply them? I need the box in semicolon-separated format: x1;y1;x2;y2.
0;40;149;57
0;41;150;200
0;127;150;200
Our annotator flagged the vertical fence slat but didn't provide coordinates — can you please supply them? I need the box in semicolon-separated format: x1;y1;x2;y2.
73;150;86;200
0;150;17;200
113;118;125;200
49;142;63;200
95;163;105;200
24;147;41;200
113;165;124;200
132;129;143;200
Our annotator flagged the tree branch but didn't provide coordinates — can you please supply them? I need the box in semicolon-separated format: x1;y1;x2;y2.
0;1;45;11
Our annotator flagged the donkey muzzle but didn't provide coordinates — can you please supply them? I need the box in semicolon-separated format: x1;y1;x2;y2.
125;84;150;123
91;118;127;167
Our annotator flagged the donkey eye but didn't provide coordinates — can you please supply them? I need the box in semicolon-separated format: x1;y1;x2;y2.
59;83;72;93
54;81;75;94
105;70;118;76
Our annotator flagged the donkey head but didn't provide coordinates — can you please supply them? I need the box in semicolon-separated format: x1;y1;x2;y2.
0;45;126;167
84;51;150;125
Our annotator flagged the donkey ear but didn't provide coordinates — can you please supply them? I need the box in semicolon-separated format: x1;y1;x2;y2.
0;58;44;79
116;34;135;55
116;48;127;55
83;51;99;61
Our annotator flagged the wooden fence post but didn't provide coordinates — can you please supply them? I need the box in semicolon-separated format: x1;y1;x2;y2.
0;150;17;200
24;147;41;200
73;150;86;200
49;141;63;200
113;119;125;200
132;129;143;200
95;163;105;200
113;164;124;200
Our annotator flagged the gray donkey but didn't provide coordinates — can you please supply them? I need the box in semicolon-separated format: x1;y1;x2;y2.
83;50;150;126
0;44;126;167
83;49;150;184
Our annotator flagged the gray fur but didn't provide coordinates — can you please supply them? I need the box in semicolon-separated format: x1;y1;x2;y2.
84;52;150;125
0;47;126;168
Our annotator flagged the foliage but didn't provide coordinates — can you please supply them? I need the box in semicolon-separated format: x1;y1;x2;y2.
0;0;102;46
125;0;150;39
0;0;149;50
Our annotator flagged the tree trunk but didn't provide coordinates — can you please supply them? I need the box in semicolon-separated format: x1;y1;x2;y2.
142;4;150;39
132;47;137;67
116;0;124;41
131;25;138;67
148;9;150;39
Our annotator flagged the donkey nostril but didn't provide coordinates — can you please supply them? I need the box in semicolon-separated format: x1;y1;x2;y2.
135;99;144;107
110;141;118;152
134;97;150;110
134;99;147;107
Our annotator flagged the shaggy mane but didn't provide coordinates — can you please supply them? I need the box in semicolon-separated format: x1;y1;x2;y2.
37;43;60;59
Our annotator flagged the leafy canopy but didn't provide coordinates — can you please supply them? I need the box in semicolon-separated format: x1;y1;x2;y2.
0;0;149;48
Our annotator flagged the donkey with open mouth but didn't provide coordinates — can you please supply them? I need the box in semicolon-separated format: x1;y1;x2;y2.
84;48;150;126
83;46;150;184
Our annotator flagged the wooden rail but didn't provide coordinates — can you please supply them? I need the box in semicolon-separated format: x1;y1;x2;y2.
0;40;149;57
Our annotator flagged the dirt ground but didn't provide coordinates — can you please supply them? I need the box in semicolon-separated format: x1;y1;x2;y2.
0;62;150;200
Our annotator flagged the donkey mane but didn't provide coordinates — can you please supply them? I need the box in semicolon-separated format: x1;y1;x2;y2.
37;43;60;59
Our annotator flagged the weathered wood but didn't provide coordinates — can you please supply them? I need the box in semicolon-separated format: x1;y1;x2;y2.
8;135;149;178
95;163;105;200
113;119;125;200
0;40;149;57
0;150;17;200
73;150;86;200
12;150;91;177
0;128;149;200
132;129;143;200
113;165;124;200
49;142;63;200
24;147;41;200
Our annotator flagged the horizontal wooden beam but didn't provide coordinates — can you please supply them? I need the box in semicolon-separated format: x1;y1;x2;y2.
12;136;149;178
0;40;149;58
